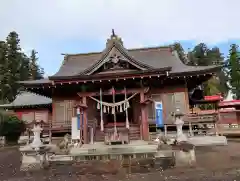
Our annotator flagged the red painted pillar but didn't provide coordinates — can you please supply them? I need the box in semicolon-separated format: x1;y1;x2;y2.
82;96;88;144
140;90;149;141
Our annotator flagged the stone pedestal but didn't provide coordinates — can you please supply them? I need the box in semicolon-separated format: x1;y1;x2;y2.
154;150;175;170
175;149;196;167
20;145;49;171
20;152;49;171
172;142;196;167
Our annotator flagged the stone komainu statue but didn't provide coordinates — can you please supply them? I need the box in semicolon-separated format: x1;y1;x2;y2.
49;134;71;155
57;133;70;150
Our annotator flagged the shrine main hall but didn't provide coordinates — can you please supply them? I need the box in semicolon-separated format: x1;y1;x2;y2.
19;31;220;143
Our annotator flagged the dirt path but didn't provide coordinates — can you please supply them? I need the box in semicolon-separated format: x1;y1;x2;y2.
2;142;240;181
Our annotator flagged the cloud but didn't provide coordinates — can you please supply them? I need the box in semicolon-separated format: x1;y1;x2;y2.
0;0;239;75
0;0;239;47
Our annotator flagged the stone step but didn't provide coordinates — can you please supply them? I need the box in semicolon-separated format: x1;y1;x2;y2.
70;144;159;156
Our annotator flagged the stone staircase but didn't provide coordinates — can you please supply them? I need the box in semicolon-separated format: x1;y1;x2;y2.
129;125;141;140
95;125;141;142
95;129;105;142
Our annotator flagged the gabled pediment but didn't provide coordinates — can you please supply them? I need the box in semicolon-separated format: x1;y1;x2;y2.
82;30;153;75
92;46;146;75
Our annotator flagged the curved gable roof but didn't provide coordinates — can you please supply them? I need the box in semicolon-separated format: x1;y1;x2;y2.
0;91;52;108
50;45;219;79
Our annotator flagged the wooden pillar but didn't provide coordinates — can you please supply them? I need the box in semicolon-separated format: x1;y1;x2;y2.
50;101;55;143
82;96;88;144
140;90;149;141
48;110;52;143
236;110;240;126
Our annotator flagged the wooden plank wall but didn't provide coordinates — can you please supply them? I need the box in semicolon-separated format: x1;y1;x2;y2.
148;87;189;125
53;100;75;126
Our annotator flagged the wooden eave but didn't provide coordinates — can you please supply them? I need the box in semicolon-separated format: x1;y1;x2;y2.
50;67;172;82
77;87;149;97
170;66;220;77
49;64;219;83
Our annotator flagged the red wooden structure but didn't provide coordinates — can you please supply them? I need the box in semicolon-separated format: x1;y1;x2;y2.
18;31;220;143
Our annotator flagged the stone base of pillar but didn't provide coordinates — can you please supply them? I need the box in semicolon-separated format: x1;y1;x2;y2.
173;142;196;167
175;149;196;167
20;153;49;171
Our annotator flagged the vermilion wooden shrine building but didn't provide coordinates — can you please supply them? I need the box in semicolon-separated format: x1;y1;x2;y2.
19;31;220;143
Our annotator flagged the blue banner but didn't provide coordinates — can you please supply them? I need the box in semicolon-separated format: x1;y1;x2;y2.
155;102;163;127
76;107;84;130
77;114;81;130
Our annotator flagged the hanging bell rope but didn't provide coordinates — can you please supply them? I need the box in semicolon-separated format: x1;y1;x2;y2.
112;87;117;136
100;88;104;131
124;87;130;129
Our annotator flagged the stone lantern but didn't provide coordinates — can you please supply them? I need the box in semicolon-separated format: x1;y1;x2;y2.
173;108;187;142
30;122;43;151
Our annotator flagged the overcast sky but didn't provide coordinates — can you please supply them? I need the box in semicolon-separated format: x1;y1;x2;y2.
1;0;240;76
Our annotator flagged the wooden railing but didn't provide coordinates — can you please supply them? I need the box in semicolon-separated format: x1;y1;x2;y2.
185;113;218;123
26;120;71;134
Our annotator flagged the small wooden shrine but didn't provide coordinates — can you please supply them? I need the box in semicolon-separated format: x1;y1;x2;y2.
0;91;52;123
218;100;240;124
19;30;220;144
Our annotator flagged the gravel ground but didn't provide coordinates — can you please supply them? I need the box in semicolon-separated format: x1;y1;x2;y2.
1;142;240;181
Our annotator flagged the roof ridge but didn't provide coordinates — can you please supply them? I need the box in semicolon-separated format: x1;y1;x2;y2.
63;45;171;56
128;46;171;51
19;91;51;100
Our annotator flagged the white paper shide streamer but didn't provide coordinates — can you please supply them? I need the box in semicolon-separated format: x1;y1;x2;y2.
90;89;138;130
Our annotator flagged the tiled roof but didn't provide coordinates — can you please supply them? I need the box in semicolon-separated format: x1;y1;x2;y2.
0;91;52;108
50;46;219;79
20;33;221;83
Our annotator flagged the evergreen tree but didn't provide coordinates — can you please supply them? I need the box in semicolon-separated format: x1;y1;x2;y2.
0;31;45;103
227;44;240;99
172;42;188;64
29;50;44;80
5;31;23;102
188;43;211;66
39;67;45;78
19;53;30;81
187;44;229;96
0;41;8;103
208;47;229;96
